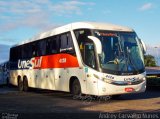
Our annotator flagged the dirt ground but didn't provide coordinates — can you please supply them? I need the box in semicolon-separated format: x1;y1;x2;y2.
0;86;160;119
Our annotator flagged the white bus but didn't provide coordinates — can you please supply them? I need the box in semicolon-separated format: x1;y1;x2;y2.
9;22;146;97
0;61;9;85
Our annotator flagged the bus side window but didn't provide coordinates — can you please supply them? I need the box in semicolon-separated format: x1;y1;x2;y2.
22;44;32;59
60;34;67;52
74;29;92;47
67;33;74;48
46;38;51;55
51;36;59;54
10;48;15;61
74;29;92;58
32;43;37;57
10;46;22;61
67;33;75;55
17;46;22;59
22;45;26;59
46;36;59;55
37;40;46;56
60;32;75;55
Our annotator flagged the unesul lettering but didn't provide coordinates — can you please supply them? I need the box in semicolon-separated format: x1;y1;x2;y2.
18;57;42;69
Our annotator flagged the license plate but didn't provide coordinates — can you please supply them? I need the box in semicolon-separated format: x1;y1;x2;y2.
125;87;134;92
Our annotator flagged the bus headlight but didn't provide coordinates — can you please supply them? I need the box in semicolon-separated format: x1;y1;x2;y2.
142;77;146;81
102;78;129;85
102;78;114;84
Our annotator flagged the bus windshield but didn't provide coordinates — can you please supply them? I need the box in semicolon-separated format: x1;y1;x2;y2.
94;30;145;75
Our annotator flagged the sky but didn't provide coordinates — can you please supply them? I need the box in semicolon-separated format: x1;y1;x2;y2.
0;0;160;64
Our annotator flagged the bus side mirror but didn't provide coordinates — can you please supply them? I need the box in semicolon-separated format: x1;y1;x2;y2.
139;39;146;54
88;36;102;54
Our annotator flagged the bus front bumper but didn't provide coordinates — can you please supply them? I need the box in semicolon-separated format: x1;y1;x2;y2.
97;80;146;96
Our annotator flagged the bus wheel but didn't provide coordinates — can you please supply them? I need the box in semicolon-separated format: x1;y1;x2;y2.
18;77;23;91
23;77;29;92
72;79;81;96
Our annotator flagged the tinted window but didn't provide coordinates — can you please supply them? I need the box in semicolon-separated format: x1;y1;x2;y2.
10;46;22;61
46;35;59;55
60;34;68;50
74;29;92;46
22;44;32;59
10;48;15;61
60;32;75;54
37;40;46;56
74;29;94;65
32;43;37;57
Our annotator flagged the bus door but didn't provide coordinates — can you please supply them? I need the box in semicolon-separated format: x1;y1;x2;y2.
84;43;98;95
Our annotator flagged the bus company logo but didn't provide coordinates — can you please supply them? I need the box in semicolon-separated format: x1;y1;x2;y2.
124;77;137;82
18;57;42;69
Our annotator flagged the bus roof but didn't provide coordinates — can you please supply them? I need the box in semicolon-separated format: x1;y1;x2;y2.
71;22;133;31
12;22;134;47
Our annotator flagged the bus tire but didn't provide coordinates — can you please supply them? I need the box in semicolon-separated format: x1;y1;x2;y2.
18;77;23;91
23;77;29;92
71;79;81;96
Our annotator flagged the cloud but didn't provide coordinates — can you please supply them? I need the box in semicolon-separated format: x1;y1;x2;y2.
51;1;94;15
139;3;153;11
0;0;41;15
0;0;96;61
0;44;10;63
0;0;50;33
0;37;21;45
0;0;95;18
51;1;83;15
146;44;160;55
146;44;160;66
0;0;95;33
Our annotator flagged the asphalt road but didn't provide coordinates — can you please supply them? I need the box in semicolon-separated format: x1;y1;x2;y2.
0;86;160;119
